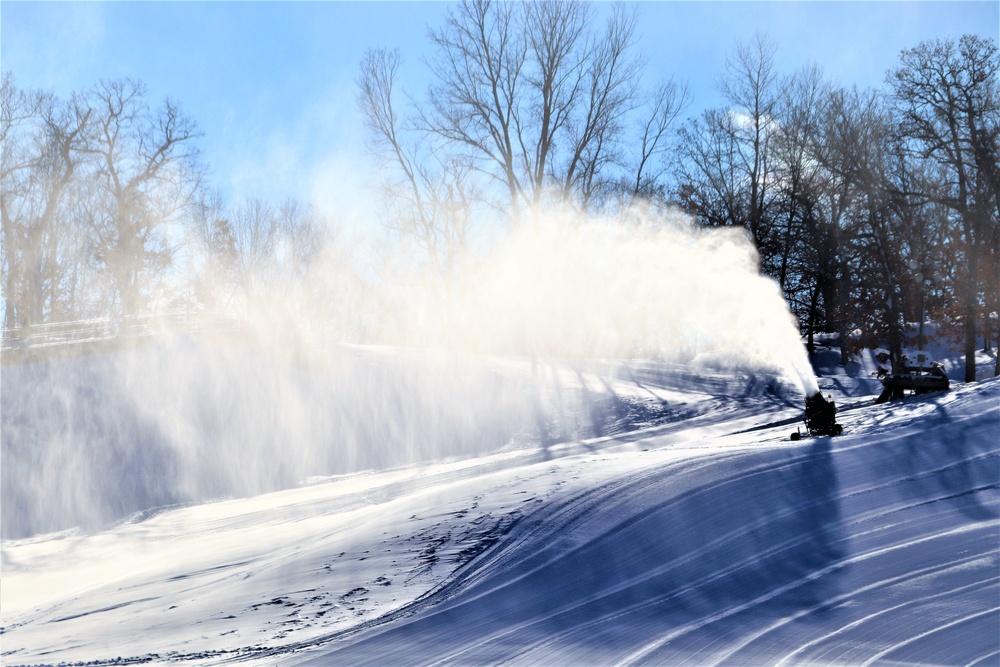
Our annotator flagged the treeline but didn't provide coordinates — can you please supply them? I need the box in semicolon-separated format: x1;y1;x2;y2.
0;75;349;338
2;2;998;381
672;34;1000;382
359;2;998;380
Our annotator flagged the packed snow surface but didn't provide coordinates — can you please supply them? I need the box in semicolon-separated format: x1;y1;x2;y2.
1;341;998;666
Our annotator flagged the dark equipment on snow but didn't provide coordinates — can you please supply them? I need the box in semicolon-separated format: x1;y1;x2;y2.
791;392;843;440
875;351;950;404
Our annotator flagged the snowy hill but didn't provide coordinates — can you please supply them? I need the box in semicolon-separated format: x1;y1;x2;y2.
1;337;998;666
0;334;798;539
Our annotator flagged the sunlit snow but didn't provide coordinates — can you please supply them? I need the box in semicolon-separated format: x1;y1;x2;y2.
2;334;997;666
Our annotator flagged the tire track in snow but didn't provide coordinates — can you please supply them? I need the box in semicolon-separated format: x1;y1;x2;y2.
614;523;996;667
616;401;999;666
296;383;998;666
740;562;997;665
448;431;996;665
967;649;1000;666
859;606;1000;667
301;442;846;665
264;452;747;664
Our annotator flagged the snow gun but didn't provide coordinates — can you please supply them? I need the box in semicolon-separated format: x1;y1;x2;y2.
790;392;843;440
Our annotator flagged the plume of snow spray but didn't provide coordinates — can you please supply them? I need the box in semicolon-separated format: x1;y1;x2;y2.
379;202;819;396
1;201;818;539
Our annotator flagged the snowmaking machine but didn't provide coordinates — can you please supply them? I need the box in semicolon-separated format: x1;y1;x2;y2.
790;392;843;440
875;350;950;404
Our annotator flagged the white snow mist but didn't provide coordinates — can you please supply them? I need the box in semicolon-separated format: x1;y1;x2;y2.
1;202;818;540
376;203;819;396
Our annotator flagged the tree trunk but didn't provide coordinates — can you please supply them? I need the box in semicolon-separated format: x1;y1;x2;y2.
964;244;979;382
995;308;1000;377
1;199;19;331
806;281;820;353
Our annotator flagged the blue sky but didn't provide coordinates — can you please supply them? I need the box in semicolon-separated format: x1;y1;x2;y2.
2;1;997;224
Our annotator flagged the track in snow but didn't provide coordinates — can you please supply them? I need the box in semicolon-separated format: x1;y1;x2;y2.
287;381;1000;666
1;372;996;666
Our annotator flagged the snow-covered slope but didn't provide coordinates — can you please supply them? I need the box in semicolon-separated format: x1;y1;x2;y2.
296;379;998;667
0;335;796;539
2;340;997;666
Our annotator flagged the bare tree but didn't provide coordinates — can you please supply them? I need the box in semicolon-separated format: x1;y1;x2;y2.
276;198;324;287
85;78;203;316
773;66;826;290
722;32;785;250
767;66;836;346
889;35;1000;380
424;0;528;219
1;74;91;329
812;85;950;367
212;196;333;323
674;34;785;272
0;72;35;330
357;48;474;276
229;197;281;300
674;108;749;229
419;0;665;219
627;79;691;201
520;0;589;203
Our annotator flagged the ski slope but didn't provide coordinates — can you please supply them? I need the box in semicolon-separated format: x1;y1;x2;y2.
1;341;998;666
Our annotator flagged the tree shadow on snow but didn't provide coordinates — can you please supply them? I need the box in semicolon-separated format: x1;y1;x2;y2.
887;396;1000;522
308;439;848;666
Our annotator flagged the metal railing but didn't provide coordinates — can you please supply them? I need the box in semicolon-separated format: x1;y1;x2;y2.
1;313;241;351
